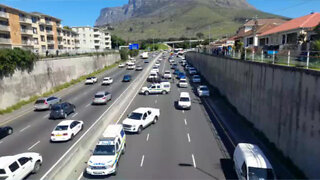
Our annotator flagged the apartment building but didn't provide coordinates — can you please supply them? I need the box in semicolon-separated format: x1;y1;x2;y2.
0;4;79;54
72;26;111;51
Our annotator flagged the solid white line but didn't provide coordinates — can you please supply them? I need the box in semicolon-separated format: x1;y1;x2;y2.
85;103;91;108
146;133;149;141
192;154;197;168
184;119;187;125
40;53;162;180
140;155;145;167
187;133;191;143
28;141;40;150
20;125;31;132
76;173;83;180
0;141;3;144
71;112;78;118
43;114;49;119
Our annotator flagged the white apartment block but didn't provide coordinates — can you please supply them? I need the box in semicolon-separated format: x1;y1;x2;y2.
72;26;111;51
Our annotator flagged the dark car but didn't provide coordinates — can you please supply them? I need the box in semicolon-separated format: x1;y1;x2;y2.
171;64;178;69
177;72;186;80
49;102;76;120
173;69;180;75
0;126;13;139
123;75;132;82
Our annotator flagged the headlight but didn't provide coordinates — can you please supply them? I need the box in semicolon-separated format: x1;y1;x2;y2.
60;109;64;114
107;164;113;169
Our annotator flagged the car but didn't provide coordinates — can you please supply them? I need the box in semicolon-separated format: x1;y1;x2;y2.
34;96;61;110
169;59;175;64
163;70;172;79
101;77;113;85
118;63;125;68
122;75;131;82
189;69;197;75
147;71;161;83
92;91;112;105
171;64;178;69
192;75;201;83
173;69;180;75
152;66;159;73
135;65;143;71
234;143;276;180
86;125;126;176
0;153;42;180
50;120;83;142
49;102;76;120
0;126;13;139
122;107;160;134
177;92;191;110
85;77;98;84
140;82;170;95
177;72;186;80
197;85;210;97
127;63;136;70
155;61;161;67
178;78;188;88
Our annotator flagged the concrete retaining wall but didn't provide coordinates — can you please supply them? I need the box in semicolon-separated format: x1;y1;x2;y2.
0;54;120;109
186;52;320;178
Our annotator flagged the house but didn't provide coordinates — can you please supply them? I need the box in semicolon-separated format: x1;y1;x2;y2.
259;12;320;51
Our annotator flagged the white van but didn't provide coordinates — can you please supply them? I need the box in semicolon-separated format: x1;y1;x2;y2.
233;143;276;180
127;62;135;70
86;125;126;176
140;82;171;95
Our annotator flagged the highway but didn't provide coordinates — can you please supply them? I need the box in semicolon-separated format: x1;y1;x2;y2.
0;53;158;179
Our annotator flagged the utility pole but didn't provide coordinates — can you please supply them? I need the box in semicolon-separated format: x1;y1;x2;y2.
209;25;211;45
153;36;154;51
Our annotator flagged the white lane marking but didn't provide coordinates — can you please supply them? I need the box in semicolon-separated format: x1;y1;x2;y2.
182;110;185;114
184;119;188;125
71;112;78;118
187;133;191;143
28;140;40;150
140;155;145;167
43;114;49;119
40;53;162;180
146;133;150;141
0;141;3;144
192;154;197;168
20;125;31;132
85;103;91;108
155;99;157;104
162;58;166;73
76;173;83;180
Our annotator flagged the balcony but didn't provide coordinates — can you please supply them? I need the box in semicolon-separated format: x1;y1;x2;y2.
19;17;32;24
45;21;53;26
20;28;33;35
21;39;33;46
58;41;63;45
0;25;10;32
0;38;11;44
0;12;9;19
47;40;55;44
46;30;54;35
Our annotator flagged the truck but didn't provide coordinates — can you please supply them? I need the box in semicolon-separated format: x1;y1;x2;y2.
140;82;171;95
141;52;149;59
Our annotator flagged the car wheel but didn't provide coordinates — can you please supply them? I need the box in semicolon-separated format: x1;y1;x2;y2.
70;134;74;141
32;160;41;173
145;91;149;96
122;144;126;155
153;116;158;124
113;163;118;176
80;124;83;131
64;113;67;119
73;107;76;113
7;128;13;135
162;91;166;95
137;126;143;134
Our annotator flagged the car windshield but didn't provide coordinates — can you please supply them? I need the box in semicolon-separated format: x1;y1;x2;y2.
128;112;143;120
180;97;190;102
200;87;208;91
248;167;275;180
35;100;45;104
104;78;109;80
180;80;186;83
165;72;170;74
86;78;92;80
93;145;115;156
55;125;68;131
0;169;5;174
194;75;200;78
95;94;104;98
52;105;61;110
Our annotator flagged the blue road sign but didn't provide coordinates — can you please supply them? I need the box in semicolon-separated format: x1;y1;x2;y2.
129;44;139;50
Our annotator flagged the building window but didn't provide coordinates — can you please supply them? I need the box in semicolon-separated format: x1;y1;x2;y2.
286;33;297;44
40;26;44;32
33;27;37;34
0;7;7;12
31;17;38;23
282;34;286;44
34;38;39;45
41;35;45;42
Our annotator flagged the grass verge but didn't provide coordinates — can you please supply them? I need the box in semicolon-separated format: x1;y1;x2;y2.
0;60;123;115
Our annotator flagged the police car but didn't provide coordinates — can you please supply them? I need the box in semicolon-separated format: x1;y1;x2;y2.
86;125;126;176
140;82;171;95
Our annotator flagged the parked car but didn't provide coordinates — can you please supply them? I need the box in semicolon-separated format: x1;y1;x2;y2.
122;75;132;82
101;77;113;85
34;96;61;110
171;64;178;69
192;75;201;83
92;91;112;105
85;77;98;84
0;153;42;180
197;85;210;97
50;120;83;142
135;65;143;71
49;102;76;120
0;126;13;139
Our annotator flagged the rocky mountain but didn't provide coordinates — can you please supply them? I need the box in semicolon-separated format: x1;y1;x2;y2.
95;0;281;40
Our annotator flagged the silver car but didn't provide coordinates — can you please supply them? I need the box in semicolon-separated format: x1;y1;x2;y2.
197;85;210;97
92;91;112;105
34;96;61;110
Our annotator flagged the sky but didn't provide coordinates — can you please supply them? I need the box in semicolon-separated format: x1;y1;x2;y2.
1;0;320;27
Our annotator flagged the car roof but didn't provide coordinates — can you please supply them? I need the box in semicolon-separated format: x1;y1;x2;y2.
199;85;208;88
180;92;190;97
236;143;273;169
96;91;107;95
57;120;76;126
104;77;111;79
0;156;16;169
133;107;152;114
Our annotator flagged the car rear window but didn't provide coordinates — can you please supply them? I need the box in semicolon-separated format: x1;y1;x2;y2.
0;169;5;174
86;78;91;80
35;100;45;104
95;95;104;98
55;125;68;131
52;105;61;110
180;97;190;102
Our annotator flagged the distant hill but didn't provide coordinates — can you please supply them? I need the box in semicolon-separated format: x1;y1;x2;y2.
95;0;284;41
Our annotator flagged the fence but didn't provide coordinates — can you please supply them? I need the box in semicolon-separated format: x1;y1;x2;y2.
37;49;119;60
200;48;320;70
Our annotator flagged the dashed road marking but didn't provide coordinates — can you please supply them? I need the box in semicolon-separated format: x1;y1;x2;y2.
187;133;191;143
140;155;145;167
192;154;197;168
72;112;78;118
146;133;150;141
20;125;31;132
182;110;185;114
184;118;187;125
28;140;40;150
43;114;49;119
85;103;91;108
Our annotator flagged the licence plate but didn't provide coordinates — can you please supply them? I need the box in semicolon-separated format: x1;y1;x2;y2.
93;172;103;175
56;134;62;136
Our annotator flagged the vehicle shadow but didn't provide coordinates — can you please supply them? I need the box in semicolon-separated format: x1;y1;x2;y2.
83;171;113;179
178;163;219;180
220;158;238;179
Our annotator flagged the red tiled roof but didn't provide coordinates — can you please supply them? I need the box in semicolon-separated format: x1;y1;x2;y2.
244;18;287;26
261;13;320;36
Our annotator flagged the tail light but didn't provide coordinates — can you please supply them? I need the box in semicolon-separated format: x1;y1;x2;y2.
63;133;68;136
51;134;54;136
44;101;48;105
102;97;106;100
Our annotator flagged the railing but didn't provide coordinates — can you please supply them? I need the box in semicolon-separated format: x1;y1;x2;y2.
20;28;33;34
19;17;32;24
0;11;8;18
46;30;54;35
0;25;10;31
21;40;33;46
200;48;320;70
47;40;55;44
45;21;52;25
0;38;11;44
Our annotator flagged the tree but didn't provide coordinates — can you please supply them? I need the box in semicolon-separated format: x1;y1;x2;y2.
111;35;126;49
63;26;72;30
314;23;320;40
196;32;204;39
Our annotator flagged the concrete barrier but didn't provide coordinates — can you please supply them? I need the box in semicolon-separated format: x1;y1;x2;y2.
0;54;120;110
186;52;320;179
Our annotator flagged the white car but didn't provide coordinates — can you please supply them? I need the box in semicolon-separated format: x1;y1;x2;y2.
140;82;170;95
169;59;175;64
0;153;42;180
118;63;125;68
85;77;97;84
152;66;159;73
155;61;161;67
178;78;188;88
197;85;210;97
50;120;83;142
178;92;191;110
127;63;136;70
102;77;113;85
122;107;160;134
163;70;172;79
192;75;201;83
